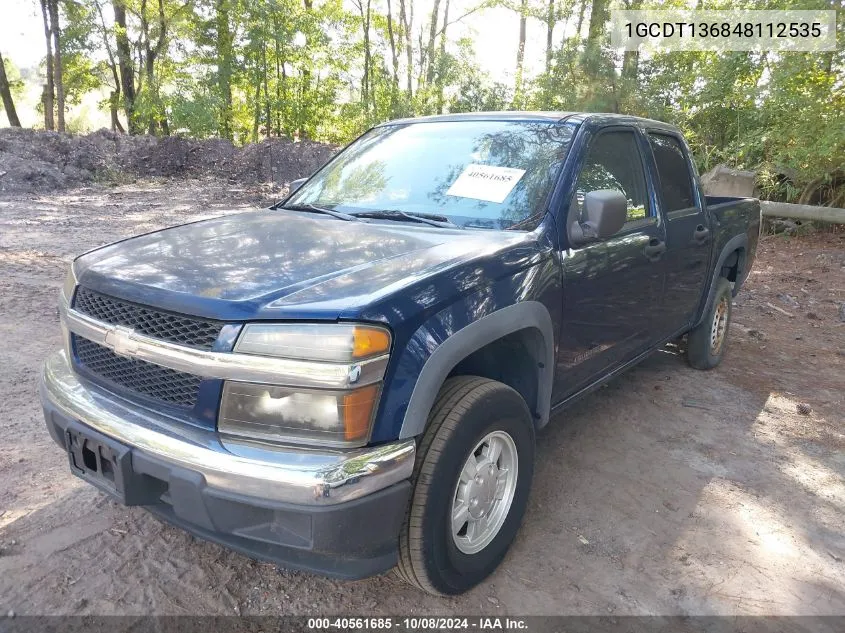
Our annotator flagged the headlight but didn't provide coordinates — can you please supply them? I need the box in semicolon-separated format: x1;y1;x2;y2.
62;265;77;303
235;323;391;361
224;323;391;447
219;382;381;447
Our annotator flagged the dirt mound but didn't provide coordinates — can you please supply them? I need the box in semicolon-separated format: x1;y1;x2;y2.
0;127;337;194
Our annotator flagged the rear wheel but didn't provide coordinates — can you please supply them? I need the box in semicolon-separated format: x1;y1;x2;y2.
687;277;732;370
396;376;535;595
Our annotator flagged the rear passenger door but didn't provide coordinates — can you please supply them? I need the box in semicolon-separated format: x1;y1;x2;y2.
555;127;667;397
646;132;711;333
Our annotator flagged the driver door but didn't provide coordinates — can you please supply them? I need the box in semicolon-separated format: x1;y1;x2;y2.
554;127;667;398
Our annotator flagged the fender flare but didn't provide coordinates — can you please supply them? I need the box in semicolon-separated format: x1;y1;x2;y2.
398;301;555;439
694;233;748;328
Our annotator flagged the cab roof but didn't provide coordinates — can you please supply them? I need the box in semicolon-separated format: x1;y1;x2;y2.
376;111;681;133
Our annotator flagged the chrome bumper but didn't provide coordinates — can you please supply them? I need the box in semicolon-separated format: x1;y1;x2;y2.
40;351;415;505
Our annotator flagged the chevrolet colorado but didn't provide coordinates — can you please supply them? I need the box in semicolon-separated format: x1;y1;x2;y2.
40;112;761;595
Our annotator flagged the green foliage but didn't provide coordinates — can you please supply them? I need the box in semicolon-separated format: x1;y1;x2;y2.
59;0;103;105
167;80;221;138
25;0;845;203
0;56;25;112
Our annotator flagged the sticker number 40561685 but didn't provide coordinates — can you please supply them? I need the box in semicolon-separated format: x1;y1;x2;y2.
445;164;526;204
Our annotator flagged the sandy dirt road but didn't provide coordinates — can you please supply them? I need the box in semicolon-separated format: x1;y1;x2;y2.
1;181;843;616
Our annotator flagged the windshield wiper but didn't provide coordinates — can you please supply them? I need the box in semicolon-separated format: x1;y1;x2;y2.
277;203;360;222
351;209;462;229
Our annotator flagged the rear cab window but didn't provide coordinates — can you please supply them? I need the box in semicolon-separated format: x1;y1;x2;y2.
647;133;698;214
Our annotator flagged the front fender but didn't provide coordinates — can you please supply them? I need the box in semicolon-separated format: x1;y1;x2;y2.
397;300;555;439
365;256;559;445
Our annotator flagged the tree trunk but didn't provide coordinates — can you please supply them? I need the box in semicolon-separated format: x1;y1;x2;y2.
513;0;528;108
0;52;21;127
279;57;287;137
399;0;413;99
40;0;55;131
48;0;65;132
586;0;609;57
141;0;154;134
435;0;450;114
94;0;123;132
545;0;555;75
215;0;234;140
356;0;372;118
109;91;124;132
761;201;845;224
424;0;442;87
142;0;168;135
262;40;270;138
300;0;313;139
272;13;283;137
622;50;638;80
113;1;139;134
251;70;261;143
575;0;587;38
155;0;169;135
620;0;640;85
386;0;400;115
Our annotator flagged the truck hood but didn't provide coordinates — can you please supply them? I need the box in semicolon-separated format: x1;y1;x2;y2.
75;209;537;321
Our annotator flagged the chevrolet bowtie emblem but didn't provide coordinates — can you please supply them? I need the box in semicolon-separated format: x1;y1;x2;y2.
104;325;140;356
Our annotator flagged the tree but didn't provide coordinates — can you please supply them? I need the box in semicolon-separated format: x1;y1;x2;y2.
48;0;66;131
584;0;608;58
39;0;55;130
5;0;841;210
423;0;442;88
385;0;400;115
140;0;171;135
352;0;373;120
544;0;554;75
398;0;413;97
215;0;234;139
0;52;22;127
91;0;125;131
512;0;528;108
435;0;451;113
113;0;139;133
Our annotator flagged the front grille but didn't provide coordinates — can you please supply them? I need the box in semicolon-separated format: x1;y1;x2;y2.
73;287;223;350
74;335;202;408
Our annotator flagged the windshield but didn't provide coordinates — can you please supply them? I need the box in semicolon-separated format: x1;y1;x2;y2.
287;120;576;230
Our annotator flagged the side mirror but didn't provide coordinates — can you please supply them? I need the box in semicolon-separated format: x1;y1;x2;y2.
288;177;308;194
569;189;628;245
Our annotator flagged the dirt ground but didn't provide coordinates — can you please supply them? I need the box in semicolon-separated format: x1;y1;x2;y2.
0;127;335;195
0;180;843;617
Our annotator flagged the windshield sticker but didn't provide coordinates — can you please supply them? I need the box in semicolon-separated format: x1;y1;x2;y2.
445;164;526;203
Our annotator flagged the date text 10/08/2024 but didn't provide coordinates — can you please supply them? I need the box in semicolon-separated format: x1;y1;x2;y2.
307;617;529;630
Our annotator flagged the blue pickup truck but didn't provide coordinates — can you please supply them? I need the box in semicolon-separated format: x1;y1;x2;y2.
41;112;760;595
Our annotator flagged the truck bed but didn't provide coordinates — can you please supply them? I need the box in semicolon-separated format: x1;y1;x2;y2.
699;194;762;313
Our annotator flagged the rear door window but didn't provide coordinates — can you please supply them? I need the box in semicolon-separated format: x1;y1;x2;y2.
648;134;697;212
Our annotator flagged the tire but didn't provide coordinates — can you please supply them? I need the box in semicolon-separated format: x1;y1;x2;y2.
687;277;733;370
396;376;535;595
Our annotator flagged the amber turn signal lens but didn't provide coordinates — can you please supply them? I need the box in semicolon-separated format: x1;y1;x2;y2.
352;326;391;359
342;384;381;441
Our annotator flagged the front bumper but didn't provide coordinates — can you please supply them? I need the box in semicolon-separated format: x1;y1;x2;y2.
39;351;415;579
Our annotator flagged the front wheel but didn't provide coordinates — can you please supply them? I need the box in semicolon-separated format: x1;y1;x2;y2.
396;376;535;595
687;277;733;370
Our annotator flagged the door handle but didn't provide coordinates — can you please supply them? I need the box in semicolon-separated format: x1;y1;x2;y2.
693;224;710;244
644;238;666;261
